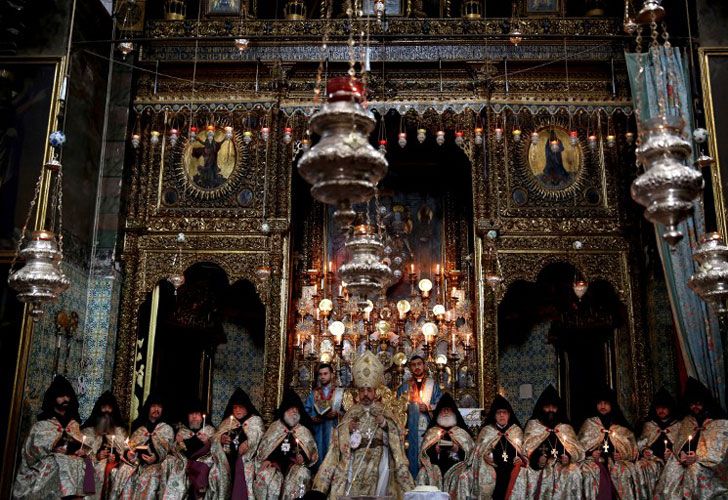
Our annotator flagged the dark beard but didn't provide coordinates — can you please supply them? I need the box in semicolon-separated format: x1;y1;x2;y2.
543;411;557;427
96;414;112;434
598;413;613;428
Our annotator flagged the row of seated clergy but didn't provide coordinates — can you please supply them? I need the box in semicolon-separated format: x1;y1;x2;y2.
11;376;317;500
12;368;728;500
423;380;728;500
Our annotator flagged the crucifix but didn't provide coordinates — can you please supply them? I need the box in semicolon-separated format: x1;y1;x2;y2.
602;438;610;453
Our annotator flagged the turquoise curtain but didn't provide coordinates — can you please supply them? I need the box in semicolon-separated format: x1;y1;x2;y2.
626;47;725;406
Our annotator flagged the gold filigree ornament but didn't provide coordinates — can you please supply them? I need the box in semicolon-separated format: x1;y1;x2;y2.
171;126;247;200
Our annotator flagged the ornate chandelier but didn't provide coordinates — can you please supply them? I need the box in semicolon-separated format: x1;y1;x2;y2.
627;0;704;245
8;140;70;320
297;77;388;229
689;233;728;314
291;261;474;394
338;224;392;306
631;115;703;245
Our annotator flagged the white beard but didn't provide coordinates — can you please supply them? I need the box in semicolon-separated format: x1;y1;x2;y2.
284;412;300;427
437;413;457;428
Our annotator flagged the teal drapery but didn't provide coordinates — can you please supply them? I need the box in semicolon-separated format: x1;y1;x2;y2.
626;47;725;406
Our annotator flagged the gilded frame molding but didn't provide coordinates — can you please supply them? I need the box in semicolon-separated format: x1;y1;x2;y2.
699;47;728;239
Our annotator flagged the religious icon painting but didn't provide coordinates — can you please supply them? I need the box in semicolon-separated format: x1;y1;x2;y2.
524;126;585;200
524;0;562;15
206;0;241;15
362;0;403;15
175;126;245;200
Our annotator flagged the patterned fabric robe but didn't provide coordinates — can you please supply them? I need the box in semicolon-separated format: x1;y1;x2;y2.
458;423;524;499
415;425;474;496
312;402;415;499
578;417;642;499
397;377;442;478
81;425;128;500
654;416;728;499
305;385;344;467
216;414;264;500
252;420;318;500
510;420;585;500
160;425;230;500
635;418;681;497
109;422;175;500
13;418;94;499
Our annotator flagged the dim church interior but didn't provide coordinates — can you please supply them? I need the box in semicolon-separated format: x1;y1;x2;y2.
1;0;728;497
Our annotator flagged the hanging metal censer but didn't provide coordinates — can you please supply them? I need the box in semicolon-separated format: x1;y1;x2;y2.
9;230;70;320
338;224;392;307
630;115;704;245
298;77;388;229
689;232;728;314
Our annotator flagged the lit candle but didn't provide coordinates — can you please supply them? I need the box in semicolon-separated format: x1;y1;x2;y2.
445;311;452;322
410;263;415;274
229;415;235;427
451;286;457;297
465;333;471;347
688;435;693;453
328;261;334;273
82;435;86;449
202;414;206;430
435;264;441;275
315;308;320;321
338;285;343;297
296;333;301;347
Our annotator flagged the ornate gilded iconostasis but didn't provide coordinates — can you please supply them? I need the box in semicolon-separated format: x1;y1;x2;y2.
112;0;663;425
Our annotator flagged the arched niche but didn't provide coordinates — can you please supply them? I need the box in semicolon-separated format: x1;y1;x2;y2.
129;261;267;424
496;261;632;427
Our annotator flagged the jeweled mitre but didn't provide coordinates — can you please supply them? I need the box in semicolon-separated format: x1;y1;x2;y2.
353;350;384;389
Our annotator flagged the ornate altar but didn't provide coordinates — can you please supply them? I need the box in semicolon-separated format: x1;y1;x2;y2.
111;1;653;423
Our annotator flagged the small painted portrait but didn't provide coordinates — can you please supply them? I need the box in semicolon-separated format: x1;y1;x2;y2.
363;0;403;15
207;0;240;15
526;0;560;13
528;127;582;191
183;129;236;190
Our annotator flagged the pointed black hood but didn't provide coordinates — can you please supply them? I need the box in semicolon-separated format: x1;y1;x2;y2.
427;393;469;433
647;387;680;425
276;389;313;431
82;390;126;429
223;387;260;421
131;392;167;432
590;385;632;431
682;377;726;419
485;394;521;429
531;385;569;425
38;375;80;425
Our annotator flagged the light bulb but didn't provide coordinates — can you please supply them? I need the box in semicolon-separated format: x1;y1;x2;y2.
418;278;433;293
329;320;345;337
396;299;411;318
318;298;334;313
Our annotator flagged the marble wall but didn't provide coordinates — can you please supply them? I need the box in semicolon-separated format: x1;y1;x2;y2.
498;321;559;424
